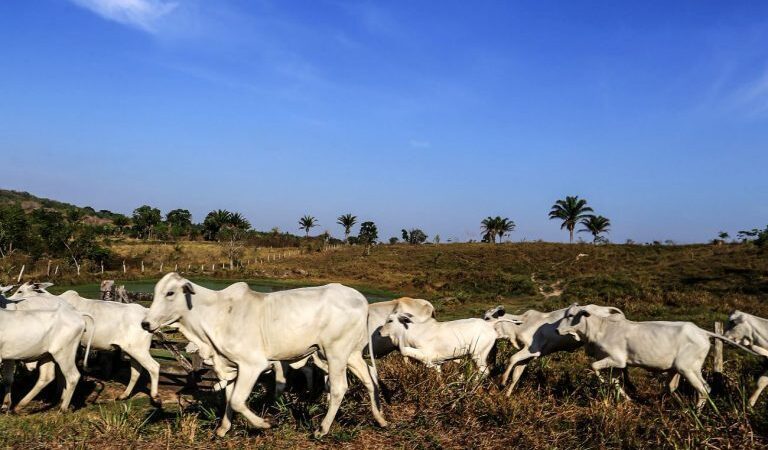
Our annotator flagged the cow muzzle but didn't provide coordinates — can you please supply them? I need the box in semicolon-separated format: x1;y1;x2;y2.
141;321;152;332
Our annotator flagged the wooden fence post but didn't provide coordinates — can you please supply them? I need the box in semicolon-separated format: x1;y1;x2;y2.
54;265;59;276
47;260;51;277
714;321;724;374
141;261;145;273
123;260;126;273
17;265;25;283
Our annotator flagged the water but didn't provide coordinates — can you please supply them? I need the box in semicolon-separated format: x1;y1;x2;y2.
48;279;394;303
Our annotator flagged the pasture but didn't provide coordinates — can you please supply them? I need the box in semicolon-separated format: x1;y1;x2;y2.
1;243;767;448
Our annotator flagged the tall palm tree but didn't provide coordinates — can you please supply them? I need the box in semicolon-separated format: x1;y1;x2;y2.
336;214;357;243
578;215;611;243
496;217;515;243
481;216;498;243
299;215;318;237
548;196;593;243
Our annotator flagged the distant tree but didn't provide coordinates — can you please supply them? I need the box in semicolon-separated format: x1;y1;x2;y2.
403;228;428;245
578;215;611;243
389;237;399;245
337;214;357;243
480;217;497;243
548;196;594;243
203;209;232;241
0;204;30;258
299;215;318;237
31;209;70;254
132;205;162;240
112;215;130;235
718;231;730;241
358;221;378;256
434;234;441;244
401;229;409;242
167;209;193;239
496;217;515;243
219;212;251;269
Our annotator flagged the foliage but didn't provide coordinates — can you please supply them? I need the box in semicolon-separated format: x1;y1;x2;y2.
402;228;428;245
298;215;318;237
549;196;594;243
336;214;357;242
578;215;611;243
131;205;162;240
480;216;515;243
358;221;378;255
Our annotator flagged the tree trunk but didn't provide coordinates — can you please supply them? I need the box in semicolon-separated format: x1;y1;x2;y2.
569;227;574;243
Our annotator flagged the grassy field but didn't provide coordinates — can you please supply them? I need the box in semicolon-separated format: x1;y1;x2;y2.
1;242;768;448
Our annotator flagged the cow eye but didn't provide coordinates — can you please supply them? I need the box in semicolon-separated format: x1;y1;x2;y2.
166;291;174;297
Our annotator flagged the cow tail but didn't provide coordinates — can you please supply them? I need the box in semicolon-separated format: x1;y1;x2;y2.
703;330;760;356
80;313;96;369
366;312;379;388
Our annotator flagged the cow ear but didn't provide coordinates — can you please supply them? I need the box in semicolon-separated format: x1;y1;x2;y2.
493;307;506;318
397;314;412;329
182;282;195;295
182;282;195;310
607;307;623;315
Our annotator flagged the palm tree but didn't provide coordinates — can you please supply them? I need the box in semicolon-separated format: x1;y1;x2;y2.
481;216;498;243
578;215;611;243
549;196;594;243
299;215;318;237
496;217;515;243
336;214;357;243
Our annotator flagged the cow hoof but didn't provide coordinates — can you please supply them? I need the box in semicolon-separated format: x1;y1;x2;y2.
254;420;271;430
313;429;328;439
150;396;163;408
117;394;129;401
215;426;230;438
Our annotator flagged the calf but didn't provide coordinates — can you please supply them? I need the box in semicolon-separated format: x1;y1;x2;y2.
0;304;92;411
379;313;502;375
724;310;768;406
369;297;435;358
11;283;161;405
556;304;753;407
484;305;583;395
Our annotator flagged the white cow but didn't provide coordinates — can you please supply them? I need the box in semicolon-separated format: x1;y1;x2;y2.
369;297;435;358
0;285;95;411
0;303;93;411
556;304;755;407
141;273;388;438
379;313;502;375
11;283;161;405
483;305;585;396
724;310;768;406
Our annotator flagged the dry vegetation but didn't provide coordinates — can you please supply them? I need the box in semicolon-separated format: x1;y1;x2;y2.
1;242;767;448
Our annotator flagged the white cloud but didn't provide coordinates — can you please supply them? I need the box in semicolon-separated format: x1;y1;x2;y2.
409;140;431;149
70;0;178;33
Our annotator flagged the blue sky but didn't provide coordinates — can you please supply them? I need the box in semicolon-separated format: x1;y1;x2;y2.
1;1;767;243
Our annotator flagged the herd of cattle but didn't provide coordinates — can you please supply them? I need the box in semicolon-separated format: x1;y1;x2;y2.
1;272;768;438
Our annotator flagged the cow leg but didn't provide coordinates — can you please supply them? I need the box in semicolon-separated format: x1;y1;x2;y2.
668;373;681;393
15;360;56;411
315;356;350;438
118;359;142;401
226;362;272;434
398;346;434;366
749;372;768;407
504;364;528;396
272;362;286;399
502;348;537;391
346;352;389;428
52;350;81;412
123;347;161;407
591;358;631;401
1;361;14;412
680;369;710;409
215;381;235;437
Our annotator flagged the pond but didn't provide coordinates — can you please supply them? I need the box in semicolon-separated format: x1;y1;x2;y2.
48;279;395;303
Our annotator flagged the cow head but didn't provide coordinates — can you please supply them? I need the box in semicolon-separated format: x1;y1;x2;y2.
724;311;754;346
8;281;54;299
394;297;436;321
483;305;507;321
0;285;14;296
556;304;623;341
142;272;196;332
379;313;413;346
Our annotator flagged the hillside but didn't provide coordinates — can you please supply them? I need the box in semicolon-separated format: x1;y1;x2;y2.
0;189;120;224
